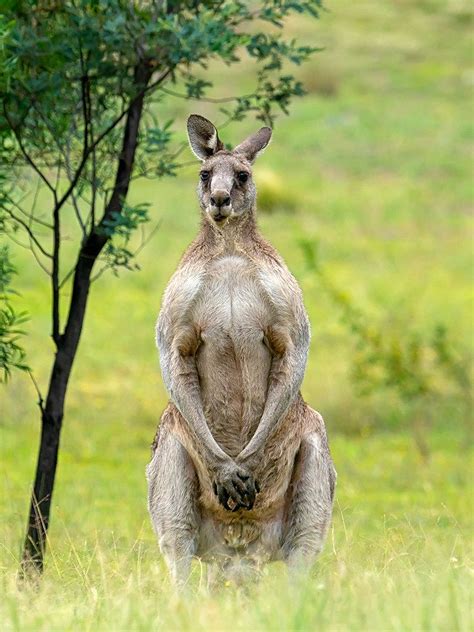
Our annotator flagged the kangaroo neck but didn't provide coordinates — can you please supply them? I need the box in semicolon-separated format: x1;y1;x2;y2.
199;210;258;256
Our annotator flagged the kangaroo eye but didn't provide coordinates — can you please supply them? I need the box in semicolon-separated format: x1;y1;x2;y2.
200;171;210;182
237;171;249;184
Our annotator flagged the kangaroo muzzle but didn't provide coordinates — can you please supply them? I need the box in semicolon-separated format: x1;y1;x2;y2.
210;189;231;221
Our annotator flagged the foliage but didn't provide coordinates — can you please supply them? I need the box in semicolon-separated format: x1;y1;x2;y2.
0;0;324;344
98;201;151;275
0;245;28;382
300;240;472;439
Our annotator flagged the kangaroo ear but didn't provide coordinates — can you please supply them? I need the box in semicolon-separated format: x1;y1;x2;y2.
187;114;224;161
233;127;272;163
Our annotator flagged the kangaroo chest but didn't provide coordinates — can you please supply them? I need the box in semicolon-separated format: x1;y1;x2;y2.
194;255;270;342
192;255;274;455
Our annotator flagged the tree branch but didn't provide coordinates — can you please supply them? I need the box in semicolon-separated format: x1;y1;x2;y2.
51;202;61;345
29;239;52;277
2;206;52;259
28;370;45;414
59;265;75;290
158;86;250;103
2;105;58;201
52;66;174;219
64;135;87;237
4;191;53;230
91;219;162;283
59;60;155;361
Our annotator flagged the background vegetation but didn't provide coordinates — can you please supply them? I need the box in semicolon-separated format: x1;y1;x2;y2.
1;0;472;629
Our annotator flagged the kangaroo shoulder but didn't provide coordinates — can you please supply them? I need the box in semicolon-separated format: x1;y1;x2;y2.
258;257;304;316
247;236;308;335
158;260;204;337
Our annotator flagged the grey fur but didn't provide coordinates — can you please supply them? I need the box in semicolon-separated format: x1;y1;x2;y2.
147;115;336;587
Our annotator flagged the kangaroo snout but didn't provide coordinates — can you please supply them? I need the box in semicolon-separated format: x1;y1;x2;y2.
210;190;231;216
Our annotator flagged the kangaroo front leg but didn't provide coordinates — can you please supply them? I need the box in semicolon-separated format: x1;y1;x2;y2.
237;323;309;469
281;427;336;572
146;419;200;588
157;322;258;511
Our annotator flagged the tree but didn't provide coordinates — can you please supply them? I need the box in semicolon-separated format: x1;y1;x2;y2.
0;245;29;382
0;0;323;575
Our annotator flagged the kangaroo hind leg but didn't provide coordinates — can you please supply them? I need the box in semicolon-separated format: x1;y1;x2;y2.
281;411;336;573
146;408;200;587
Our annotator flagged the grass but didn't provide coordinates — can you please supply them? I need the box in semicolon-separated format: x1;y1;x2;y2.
1;432;472;631
1;0;473;629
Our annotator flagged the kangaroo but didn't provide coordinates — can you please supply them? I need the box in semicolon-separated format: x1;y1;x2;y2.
146;115;336;586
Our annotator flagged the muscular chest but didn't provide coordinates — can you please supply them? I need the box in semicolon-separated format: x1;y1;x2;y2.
193;255;272;345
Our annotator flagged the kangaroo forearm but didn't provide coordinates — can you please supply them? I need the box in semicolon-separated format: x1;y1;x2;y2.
237;359;303;463
238;382;295;464
168;370;230;470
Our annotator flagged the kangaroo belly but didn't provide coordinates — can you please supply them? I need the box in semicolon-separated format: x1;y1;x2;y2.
194;255;273;456
196;330;271;455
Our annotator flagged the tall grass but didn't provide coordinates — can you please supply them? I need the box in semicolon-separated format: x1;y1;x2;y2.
1;432;472;630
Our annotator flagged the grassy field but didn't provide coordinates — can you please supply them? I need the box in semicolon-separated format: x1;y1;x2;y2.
1;1;473;630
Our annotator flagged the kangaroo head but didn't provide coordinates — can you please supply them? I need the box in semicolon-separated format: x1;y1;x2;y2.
187;114;272;225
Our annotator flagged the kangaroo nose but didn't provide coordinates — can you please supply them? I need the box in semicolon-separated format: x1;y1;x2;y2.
211;191;231;208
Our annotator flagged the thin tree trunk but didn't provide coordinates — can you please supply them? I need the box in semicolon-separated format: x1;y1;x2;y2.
21;62;152;575
21;255;95;575
21;317;85;573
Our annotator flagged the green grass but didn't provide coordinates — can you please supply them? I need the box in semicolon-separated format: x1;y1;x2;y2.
1;432;472;631
1;0;473;629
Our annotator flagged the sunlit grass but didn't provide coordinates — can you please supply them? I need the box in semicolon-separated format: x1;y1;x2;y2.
1;431;472;630
2;540;470;631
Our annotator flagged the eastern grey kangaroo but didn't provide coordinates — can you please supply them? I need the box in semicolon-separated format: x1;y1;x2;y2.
147;115;336;586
